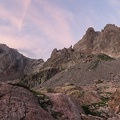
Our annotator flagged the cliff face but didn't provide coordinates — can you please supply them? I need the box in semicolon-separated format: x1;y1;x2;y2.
74;24;120;58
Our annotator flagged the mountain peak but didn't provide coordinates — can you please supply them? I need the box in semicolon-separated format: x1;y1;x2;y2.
0;44;10;51
86;27;95;34
103;24;119;31
74;24;120;58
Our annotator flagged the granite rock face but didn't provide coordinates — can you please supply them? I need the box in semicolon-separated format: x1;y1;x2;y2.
0;82;86;120
0;83;54;120
46;93;83;120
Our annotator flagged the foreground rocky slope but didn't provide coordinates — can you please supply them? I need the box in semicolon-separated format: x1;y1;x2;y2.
34;80;120;120
1;82;98;120
0;82;54;120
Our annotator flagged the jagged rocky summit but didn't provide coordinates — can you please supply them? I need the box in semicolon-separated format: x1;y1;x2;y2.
74;24;120;58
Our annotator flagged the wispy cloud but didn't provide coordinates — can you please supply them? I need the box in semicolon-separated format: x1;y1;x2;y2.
28;0;74;47
18;0;31;30
106;0;120;7
18;48;39;58
0;5;19;28
1;0;120;60
105;0;120;23
0;0;75;60
0;0;32;30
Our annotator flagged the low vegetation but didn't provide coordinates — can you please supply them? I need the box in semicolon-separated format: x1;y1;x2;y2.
97;53;114;61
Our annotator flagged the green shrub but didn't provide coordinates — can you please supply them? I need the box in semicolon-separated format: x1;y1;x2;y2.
82;105;102;116
97;54;114;61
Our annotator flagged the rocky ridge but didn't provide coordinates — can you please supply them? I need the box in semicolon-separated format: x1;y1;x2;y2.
19;24;120;88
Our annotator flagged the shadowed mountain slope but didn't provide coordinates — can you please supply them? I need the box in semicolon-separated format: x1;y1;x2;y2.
0;44;44;81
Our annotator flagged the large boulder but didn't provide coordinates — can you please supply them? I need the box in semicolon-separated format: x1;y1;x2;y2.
46;93;84;120
0;83;54;120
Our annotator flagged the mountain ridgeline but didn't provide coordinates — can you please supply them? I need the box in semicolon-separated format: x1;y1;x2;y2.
13;24;120;87
0;24;120;85
1;24;120;120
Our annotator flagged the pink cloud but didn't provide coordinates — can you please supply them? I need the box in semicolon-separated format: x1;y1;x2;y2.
0;34;32;48
18;0;31;30
27;0;74;47
0;6;20;28
106;0;120;6
0;0;76;59
0;0;31;30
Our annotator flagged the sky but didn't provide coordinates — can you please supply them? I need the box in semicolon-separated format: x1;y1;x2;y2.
0;0;120;60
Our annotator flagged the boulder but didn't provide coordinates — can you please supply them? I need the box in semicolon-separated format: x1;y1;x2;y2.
0;83;54;120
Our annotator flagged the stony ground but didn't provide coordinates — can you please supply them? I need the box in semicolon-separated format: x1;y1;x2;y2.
33;80;120;120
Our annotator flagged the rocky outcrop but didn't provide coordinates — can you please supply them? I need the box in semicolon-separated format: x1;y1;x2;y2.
19;46;78;88
74;27;97;54
46;93;83;120
46;46;75;68
24;58;44;75
74;24;120;58
1;82;105;120
108;90;120;114
81;114;103;120
0;82;54;120
36;80;120;120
